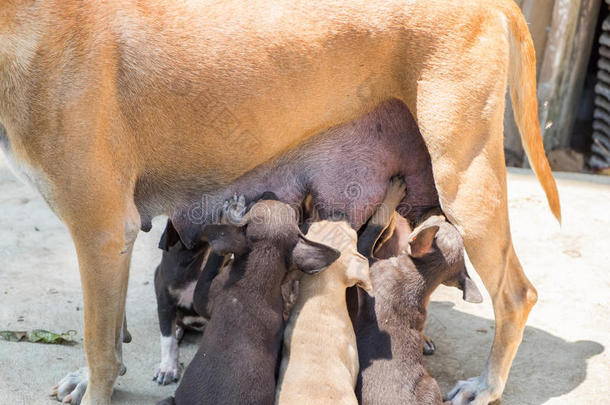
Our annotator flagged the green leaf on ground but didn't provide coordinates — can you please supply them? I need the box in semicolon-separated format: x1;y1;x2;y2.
0;329;77;345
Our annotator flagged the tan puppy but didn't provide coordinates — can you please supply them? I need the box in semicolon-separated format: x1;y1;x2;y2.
276;220;372;405
0;1;559;404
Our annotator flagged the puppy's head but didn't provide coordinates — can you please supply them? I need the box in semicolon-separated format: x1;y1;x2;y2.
203;198;340;275
304;220;372;293
158;219;209;271
405;214;482;303
158;220;184;251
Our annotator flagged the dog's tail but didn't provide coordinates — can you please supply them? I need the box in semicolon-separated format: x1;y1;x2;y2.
504;2;561;223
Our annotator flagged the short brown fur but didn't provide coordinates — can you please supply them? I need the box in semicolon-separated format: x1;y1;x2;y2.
1;1;557;403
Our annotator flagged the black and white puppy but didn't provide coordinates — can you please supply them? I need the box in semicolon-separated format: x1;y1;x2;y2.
153;196;247;384
153;219;211;384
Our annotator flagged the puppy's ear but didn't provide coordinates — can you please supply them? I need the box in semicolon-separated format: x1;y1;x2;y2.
171;210;204;249
260;191;279;201
407;225;439;258
292;234;340;274
158;220;182;251
454;265;483;303
345;254;373;294
203;224;248;256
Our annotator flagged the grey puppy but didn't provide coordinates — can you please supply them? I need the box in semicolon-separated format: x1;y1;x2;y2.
353;183;482;405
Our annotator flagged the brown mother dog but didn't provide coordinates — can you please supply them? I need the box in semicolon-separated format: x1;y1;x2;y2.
0;1;559;404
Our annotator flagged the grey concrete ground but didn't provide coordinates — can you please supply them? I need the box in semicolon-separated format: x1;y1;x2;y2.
0;155;608;404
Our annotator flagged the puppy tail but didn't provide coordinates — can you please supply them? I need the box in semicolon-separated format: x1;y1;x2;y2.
504;2;561;224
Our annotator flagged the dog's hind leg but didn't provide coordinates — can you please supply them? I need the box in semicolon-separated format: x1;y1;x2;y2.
410;56;538;403
442;163;537;405
50;179;141;405
422;115;537;405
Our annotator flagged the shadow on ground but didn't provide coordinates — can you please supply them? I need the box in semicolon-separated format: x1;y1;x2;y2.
1;163;608;404
424;301;604;405
117;300;605;405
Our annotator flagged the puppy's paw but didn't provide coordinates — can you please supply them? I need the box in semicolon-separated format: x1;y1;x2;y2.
153;361;181;385
50;367;88;404
281;276;300;321
385;176;407;207
222;194;247;225
175;325;185;342
423;333;436;355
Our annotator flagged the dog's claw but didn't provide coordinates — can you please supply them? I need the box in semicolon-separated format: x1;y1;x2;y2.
445;376;499;405
153;363;181;385
223;194;247;225
423;333;436;355
51;367;88;404
175;325;185;341
122;327;132;343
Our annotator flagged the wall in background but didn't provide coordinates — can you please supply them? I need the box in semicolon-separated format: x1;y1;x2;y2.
505;0;602;168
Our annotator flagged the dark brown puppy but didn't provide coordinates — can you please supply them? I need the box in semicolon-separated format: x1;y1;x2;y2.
354;186;482;405
163;197;340;405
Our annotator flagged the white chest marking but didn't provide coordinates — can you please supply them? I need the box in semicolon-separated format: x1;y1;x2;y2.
175;281;197;308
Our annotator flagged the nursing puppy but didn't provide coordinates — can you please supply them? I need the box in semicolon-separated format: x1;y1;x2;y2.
276;220;372;405
153;220;209;385
153;196;247;384
354;186;483;405
164;196;340;405
3;2;558;402
154;217;237;385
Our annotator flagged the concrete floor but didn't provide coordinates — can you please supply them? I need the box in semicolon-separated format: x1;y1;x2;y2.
0;155;608;405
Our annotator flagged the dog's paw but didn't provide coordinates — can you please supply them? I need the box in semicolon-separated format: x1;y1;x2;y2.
222;194;247;225
153;361;181;385
423;333;436;355
50;367;88;404
445;376;500;405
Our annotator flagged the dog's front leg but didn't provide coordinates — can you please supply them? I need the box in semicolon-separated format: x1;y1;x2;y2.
153;269;181;385
51;194;140;404
192;252;224;318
